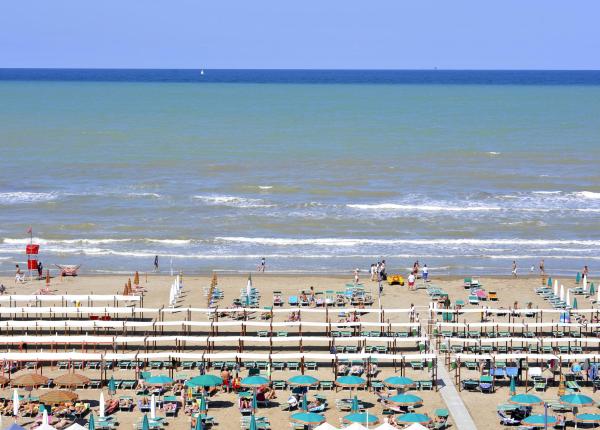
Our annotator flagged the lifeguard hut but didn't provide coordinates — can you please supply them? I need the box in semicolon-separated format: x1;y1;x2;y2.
26;239;40;279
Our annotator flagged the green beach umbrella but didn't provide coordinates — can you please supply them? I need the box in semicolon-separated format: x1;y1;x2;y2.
194;414;204;430
510;394;543;405
576;272;581;284
145;375;174;385
88;413;96;430
301;394;308;411
522;415;557;427
249;415;257;430
141;415;150;430
388;394;423;406
589;283;595;295
576;413;600;423
252;391;258;411
335;375;366;387
186;374;223;387
290;412;326;425
108;376;116;394
547;277;552;287
241;375;269;387
573;297;578;309
396;413;431;425
383;376;414;388
344;413;379;425
560;393;594;406
509;376;516;396
288;375;319;387
351;395;359;412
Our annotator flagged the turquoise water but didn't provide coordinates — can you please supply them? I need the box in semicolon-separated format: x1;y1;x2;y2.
1;71;599;275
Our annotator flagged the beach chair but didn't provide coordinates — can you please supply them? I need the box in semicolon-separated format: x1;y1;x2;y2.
288;296;299;306
320;380;334;390
468;295;479;305
479;375;494;393
465;361;479;371
497;410;520;425
272;362;285;371
533;376;547;392
488;291;498;301
463;278;472;288
462;379;479;391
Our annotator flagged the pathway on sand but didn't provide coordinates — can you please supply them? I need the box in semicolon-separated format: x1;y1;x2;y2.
437;360;479;430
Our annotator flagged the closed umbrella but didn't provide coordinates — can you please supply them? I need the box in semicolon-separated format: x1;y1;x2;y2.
583;275;587;292
566;289;571;308
589;282;595;295
573;297;578;309
150;394;156;419
553;280;558;297
88;413;96;430
99;392;105;417
509;376;516;396
141;414;150;430
249;414;257;430
351;395;359;412
42;409;49;425
547;277;552;287
13;388;19;416
560;285;565;301
576;272;581;284
194;414;204;430
108;376;116;394
301;394;308;411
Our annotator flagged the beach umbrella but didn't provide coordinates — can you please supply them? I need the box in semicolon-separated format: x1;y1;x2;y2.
13;388;19;416
301;393;308;411
288;375;320;386
241;375;269;387
560;393;594;406
344;424;367;430
388;394;423;406
373;424;397;430
509;376;516;396
589;282;595;295
66;424;87;430
351;395;359;412
560;285;565;301
88;413;96;430
547;277;552;287
522;415;557;427
313;424;339;430
150;394;156;419
576;272;581;284
383;376;414;388
344;413;378;425
146;375;174;385
335;376;366;388
54;372;91;388
42;408;49;425
576;413;600;423
141;414;150;430
99;392;105;417
510;394;543;405
194;414;204;430
395;413;431;425
566;289;571;307
39;390;78;405
291;412;326;425
134;271;140;285
186;374;223;387
583;275;587;292
108;376;116;394
553;280;558;296
12;372;49;387
249;414;257;430
573;297;578;309
251;391;258;411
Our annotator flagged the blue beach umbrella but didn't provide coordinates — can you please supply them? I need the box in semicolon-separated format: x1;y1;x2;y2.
576;413;600;423
576;272;581;284
351;395;359;412
344;413;379;425
241;376;269;387
88;413;96;430
141;415;150;430
573;297;578;309
547;277;552;287
288;375;319;386
252;391;258;411
560;393;594;406
249;415;257;430
388;394;423;406
186;374;222;387
509;394;543;406
290;412;326;425
522;414;557;427
301;394;308;411
108;376;116;394
145;375;174;385
194;413;204;430
396;413;431;425
198;393;207;412
589;283;595;295
383;376;414;388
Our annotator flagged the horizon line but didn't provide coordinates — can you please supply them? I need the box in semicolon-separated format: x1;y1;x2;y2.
2;67;600;72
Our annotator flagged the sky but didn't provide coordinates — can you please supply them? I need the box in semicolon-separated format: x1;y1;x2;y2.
1;0;599;70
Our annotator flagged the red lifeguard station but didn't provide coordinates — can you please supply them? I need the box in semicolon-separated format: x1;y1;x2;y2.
26;243;40;279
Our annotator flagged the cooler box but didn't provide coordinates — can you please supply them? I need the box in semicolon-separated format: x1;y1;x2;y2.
26;244;40;255
27;259;38;270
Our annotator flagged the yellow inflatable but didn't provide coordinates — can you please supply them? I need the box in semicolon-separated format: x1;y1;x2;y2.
387;275;405;286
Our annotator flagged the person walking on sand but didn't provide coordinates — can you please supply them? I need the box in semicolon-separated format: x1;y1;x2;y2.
354;268;360;285
512;260;518;278
257;257;266;272
15;264;24;283
154;255;159;272
422;264;429;282
539;259;545;275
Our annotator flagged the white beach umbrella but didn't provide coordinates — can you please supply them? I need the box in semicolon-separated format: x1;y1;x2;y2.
13;388;19;416
553;280;558;296
374;424;397;430
560;285;565;301
345;424;367;430
583;275;587;292
314;424;339;430
99;391;105;417
404;425;428;430
43;408;49;425
246;274;252;297
37;424;57;430
597;284;600;303
566;289;571;307
150;394;156;419
66;424;87;430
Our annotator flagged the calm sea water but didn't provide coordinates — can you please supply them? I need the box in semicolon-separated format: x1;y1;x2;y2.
1;69;599;275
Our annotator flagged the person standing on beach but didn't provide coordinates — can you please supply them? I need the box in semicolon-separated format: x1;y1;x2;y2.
37;261;43;279
539;259;545;275
154;255;159;272
512;260;517;278
258;257;266;272
354;268;360;285
422;264;429;282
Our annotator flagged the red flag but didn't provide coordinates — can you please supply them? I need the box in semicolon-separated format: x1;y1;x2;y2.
27;226;32;234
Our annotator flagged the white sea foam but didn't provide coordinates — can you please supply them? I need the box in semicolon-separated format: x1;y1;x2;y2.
145;239;191;245
2;237;130;245
215;237;600;247
0;192;58;204
193;195;274;208
575;191;600;199
488;152;501;155
258;186;273;190
127;192;162;198
347;203;501;212
532;191;562;195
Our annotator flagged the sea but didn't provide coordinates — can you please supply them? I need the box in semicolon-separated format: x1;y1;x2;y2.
0;69;599;276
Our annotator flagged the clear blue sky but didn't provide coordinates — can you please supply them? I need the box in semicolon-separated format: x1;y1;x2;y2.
1;0;599;69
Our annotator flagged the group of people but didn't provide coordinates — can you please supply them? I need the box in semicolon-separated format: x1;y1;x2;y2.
369;260;387;281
